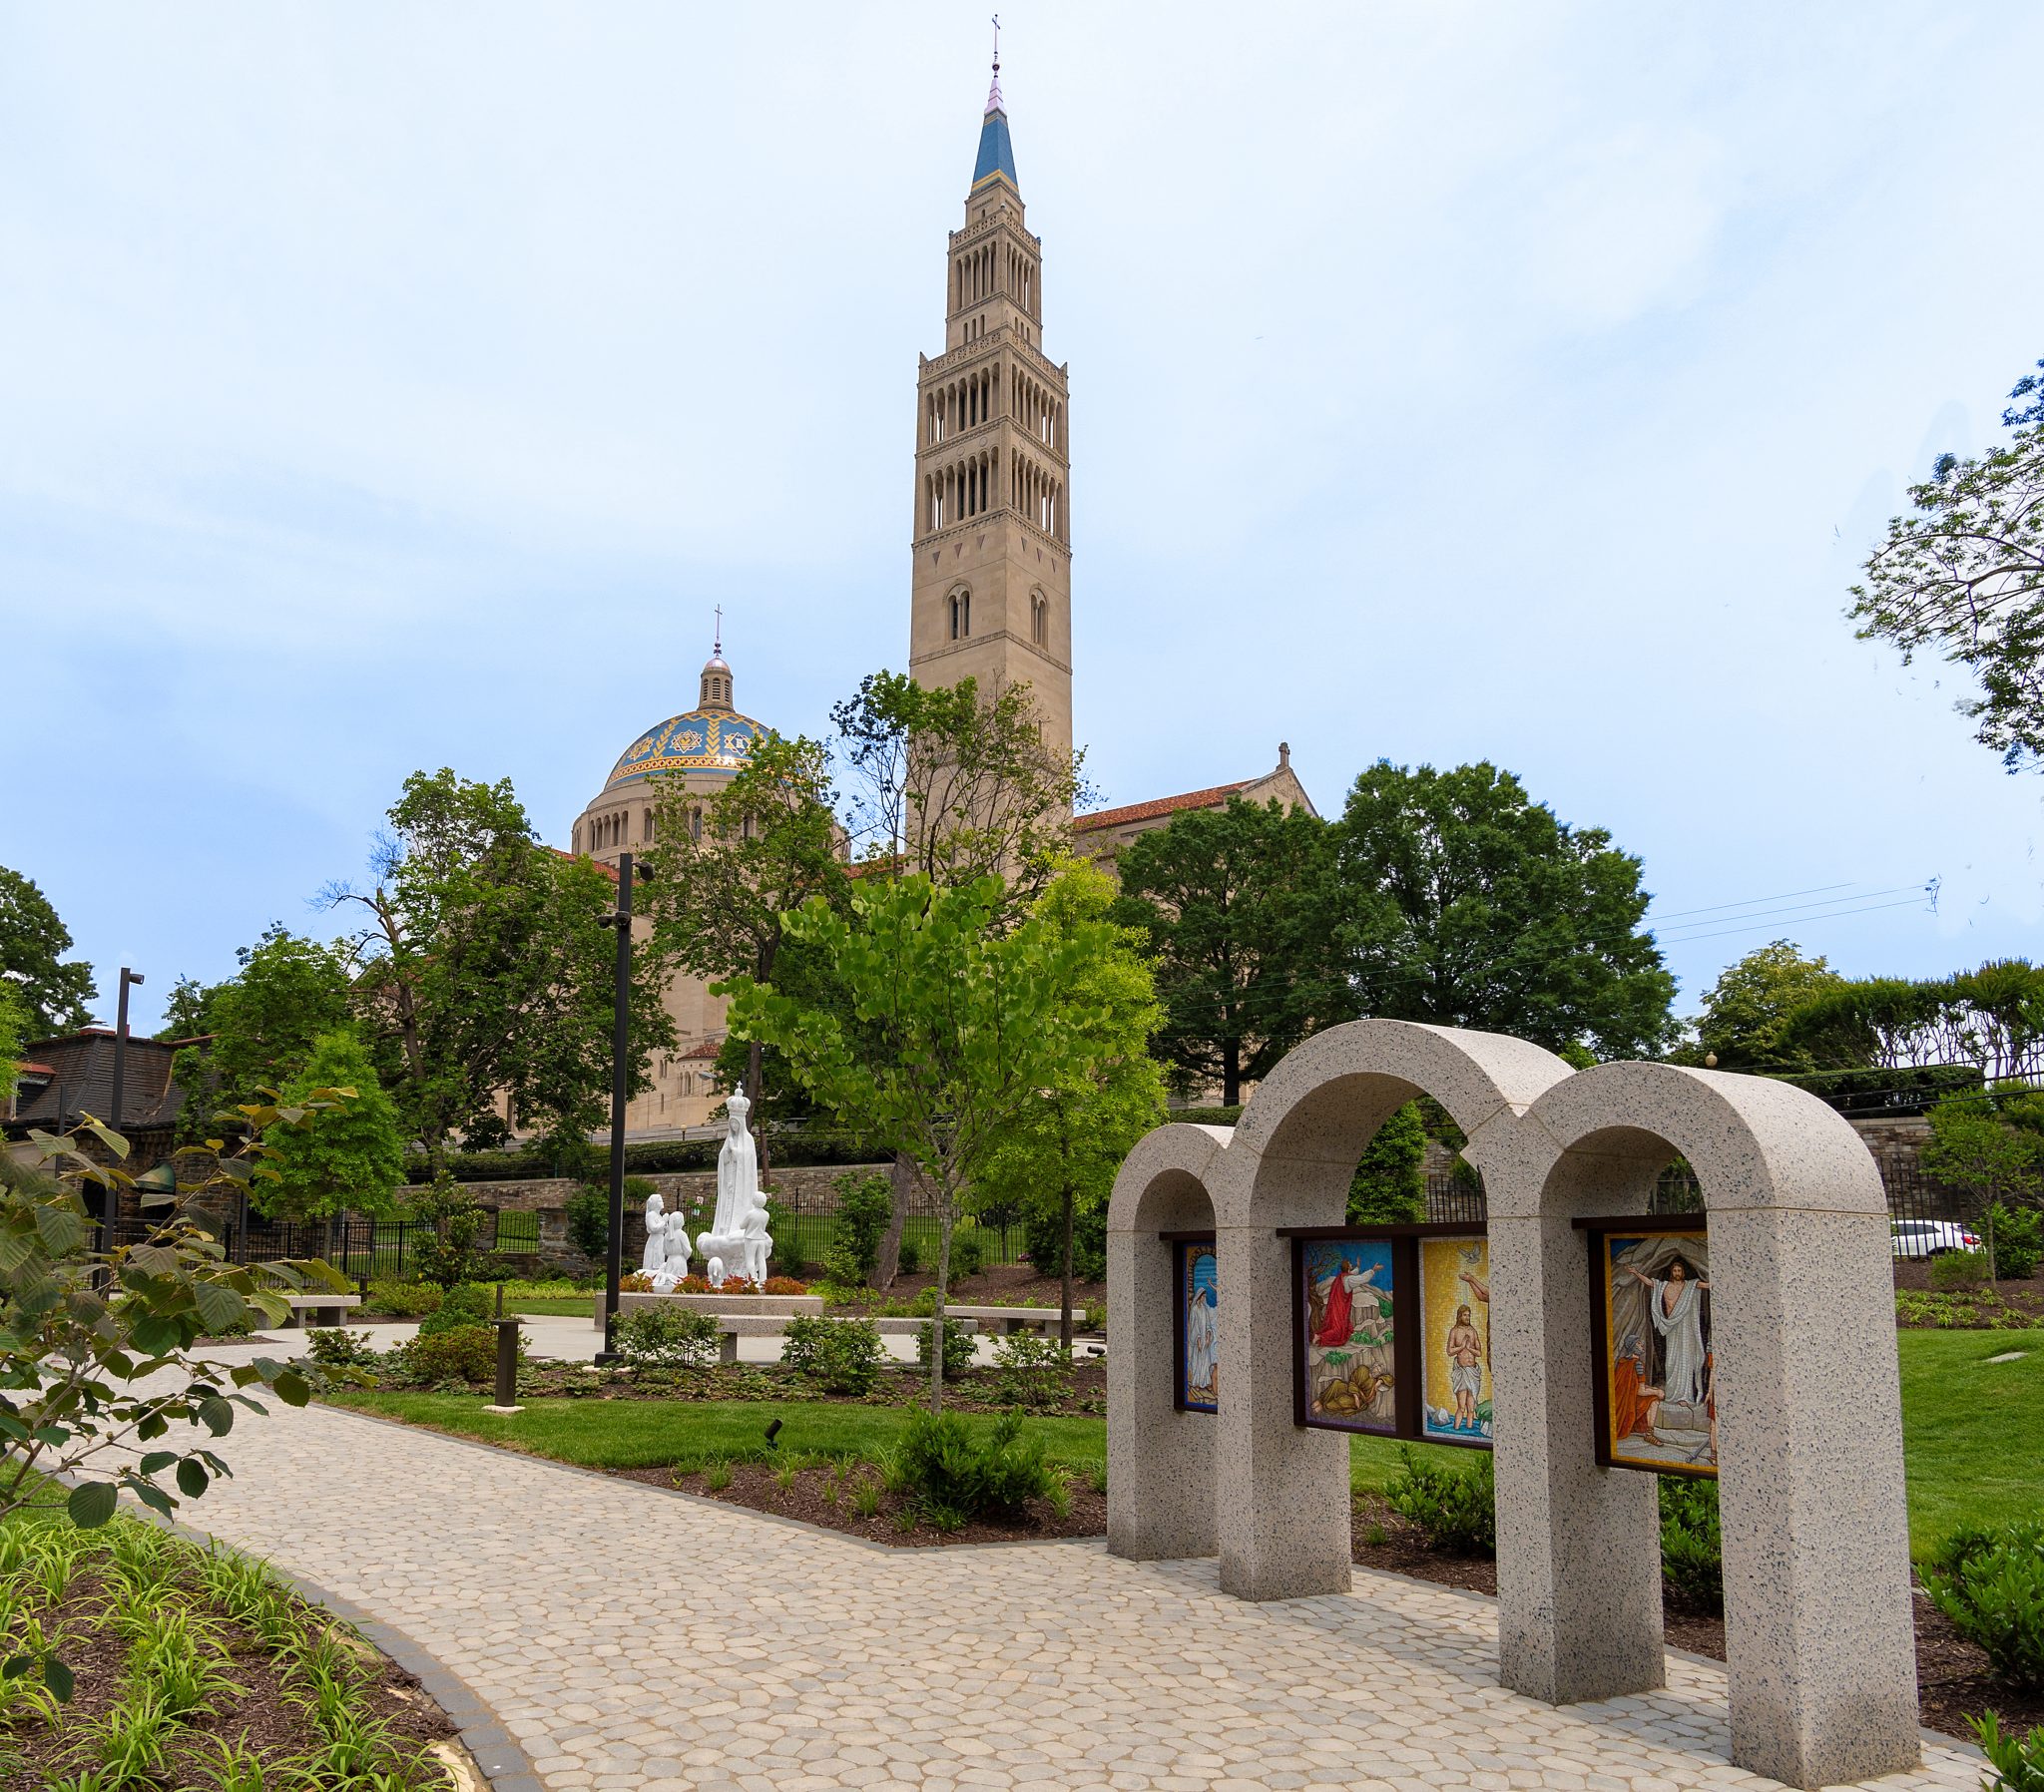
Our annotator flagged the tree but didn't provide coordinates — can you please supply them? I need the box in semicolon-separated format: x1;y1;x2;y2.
322;769;676;1167
975;859;1168;1347
1329;761;1676;1060
1347;1102;1428;1222
165;926;355;1139
1850;358;2044;771
831;671;1088;907
0;982;24;1110
722;872;1114;1410
257;1030;406;1224
1922;1094;2043;1282
646;732;843;1179
1690;941;1848;1071
0;866;96;1036
1113;797;1341;1106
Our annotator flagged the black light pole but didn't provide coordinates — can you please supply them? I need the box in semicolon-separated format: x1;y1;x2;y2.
109;967;145;1135
597;855;637;1364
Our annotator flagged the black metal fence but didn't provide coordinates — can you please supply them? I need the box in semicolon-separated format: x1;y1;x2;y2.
105;1207;545;1288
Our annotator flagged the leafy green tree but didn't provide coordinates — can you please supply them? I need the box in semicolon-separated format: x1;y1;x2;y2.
1923;1094;2044;1281
408;1173;490;1291
323;769;676;1167
1850;358;2044;770
0;866;96;1035
830;671;1088;907
164;926;355;1139
647;732;843;1178
1689;941;1848;1071
256;1030;406;1223
1347;1102;1428;1222
723;872;1115;1410
1113;797;1341;1106
975;859;1168;1346
1329;761;1675;1060
0;982;24;1110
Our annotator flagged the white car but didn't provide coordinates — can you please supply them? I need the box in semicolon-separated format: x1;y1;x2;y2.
1891;1219;1980;1260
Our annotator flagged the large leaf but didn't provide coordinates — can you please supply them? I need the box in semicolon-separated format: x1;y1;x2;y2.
195;1397;235;1437
41;1658;73;1703
191;1282;247;1336
66;1482;117;1528
174;1459;209;1499
270;1371;310;1409
31;1207;85;1258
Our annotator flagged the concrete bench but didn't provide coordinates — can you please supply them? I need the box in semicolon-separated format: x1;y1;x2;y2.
944;1305;1076;1335
274;1293;363;1329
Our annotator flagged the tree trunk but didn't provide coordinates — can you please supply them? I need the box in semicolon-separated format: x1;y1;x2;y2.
875;1153;912;1288
929;1204;952;1415
1223;1039;1240;1108
1058;1175;1075;1354
747;1037;769;1185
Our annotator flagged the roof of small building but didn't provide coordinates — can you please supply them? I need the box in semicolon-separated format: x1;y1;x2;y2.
1074;778;1258;834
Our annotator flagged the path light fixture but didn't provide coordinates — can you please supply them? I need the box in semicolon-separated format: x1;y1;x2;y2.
764;1418;783;1451
595;855;653;1365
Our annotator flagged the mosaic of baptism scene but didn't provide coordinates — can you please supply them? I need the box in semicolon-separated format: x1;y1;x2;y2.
1176;1240;1218;1412
1419;1235;1491;1444
1597;1228;1718;1477
1299;1238;1396;1431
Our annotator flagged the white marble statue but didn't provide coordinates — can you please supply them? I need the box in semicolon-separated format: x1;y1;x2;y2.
640;1188;669;1277
696;1084;772;1288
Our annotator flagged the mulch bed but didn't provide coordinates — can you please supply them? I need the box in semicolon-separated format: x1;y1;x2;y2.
1891;1260;2044;1327
822;1263;1105;1314
0;1568;459;1790
626;1458;1106;1547
1350;1492;2040;1744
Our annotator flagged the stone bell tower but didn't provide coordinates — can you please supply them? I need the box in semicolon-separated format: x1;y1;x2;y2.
908;47;1073;764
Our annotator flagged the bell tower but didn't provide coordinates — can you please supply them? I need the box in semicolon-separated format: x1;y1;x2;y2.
909;45;1073;764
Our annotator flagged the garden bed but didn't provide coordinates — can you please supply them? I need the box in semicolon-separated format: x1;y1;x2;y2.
1347;1491;2042;1744
0;1511;461;1790
500;1358;1108;1418
1891;1262;2044;1328
629;1458;1107;1547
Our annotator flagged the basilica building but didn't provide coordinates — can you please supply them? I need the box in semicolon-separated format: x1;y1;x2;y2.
568;62;1312;1137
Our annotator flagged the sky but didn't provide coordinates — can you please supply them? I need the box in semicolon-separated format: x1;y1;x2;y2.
4;2;2043;1038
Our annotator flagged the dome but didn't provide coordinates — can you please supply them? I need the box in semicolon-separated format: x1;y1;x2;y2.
604;706;769;789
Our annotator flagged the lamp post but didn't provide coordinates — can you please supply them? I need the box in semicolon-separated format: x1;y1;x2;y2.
108;967;145;1135
596;855;648;1364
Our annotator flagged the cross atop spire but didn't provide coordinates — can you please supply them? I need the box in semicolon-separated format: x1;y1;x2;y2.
713;604;724;660
972;21;1018;194
987;13;1002;112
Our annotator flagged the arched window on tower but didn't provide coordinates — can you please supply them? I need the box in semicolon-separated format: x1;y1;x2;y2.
1031;591;1048;647
950;588;971;640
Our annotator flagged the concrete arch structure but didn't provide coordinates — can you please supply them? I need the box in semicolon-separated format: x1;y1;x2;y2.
1107;1022;1918;1792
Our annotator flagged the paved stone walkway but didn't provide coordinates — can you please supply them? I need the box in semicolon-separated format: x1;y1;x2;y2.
184;1372;1982;1792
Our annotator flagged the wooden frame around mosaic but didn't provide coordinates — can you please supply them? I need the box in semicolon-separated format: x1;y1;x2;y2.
1577;1214;1717;1481
1278;1223;1490;1450
1163;1232;1218;1413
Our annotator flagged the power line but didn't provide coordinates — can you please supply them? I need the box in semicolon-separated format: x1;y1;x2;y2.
1657;894;1933;946
1655;883;1933;939
1649;882;1856;922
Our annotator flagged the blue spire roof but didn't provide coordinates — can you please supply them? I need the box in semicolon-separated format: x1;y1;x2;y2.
972;93;1018;193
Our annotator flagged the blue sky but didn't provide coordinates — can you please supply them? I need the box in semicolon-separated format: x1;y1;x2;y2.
5;3;2042;1037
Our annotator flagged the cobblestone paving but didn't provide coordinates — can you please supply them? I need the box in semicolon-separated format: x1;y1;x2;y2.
187;1383;1981;1792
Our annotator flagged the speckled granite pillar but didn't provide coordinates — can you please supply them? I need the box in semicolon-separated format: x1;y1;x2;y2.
1106;1126;1226;1562
1502;1064;1920;1790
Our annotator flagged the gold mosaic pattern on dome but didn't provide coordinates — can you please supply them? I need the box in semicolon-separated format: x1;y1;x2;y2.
605;709;764;787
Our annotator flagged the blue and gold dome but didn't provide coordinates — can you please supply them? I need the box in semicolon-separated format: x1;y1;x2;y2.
602;644;770;789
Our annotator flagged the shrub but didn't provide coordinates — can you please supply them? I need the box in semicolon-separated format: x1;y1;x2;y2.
305;1328;381;1368
884;1410;1058;1522
564;1183;611;1258
917;1316;975;1379
763;1276;809;1296
615;1306;719;1369
1082;1298;1107;1334
364;1280;441;1318
1975;1712;2044;1791
1989;1203;2044;1281
824;1172;894;1287
1382;1446;1495;1556
780;1315;886;1394
950;1230;985;1281
990;1333;1073;1409
1347;1101;1428;1223
1923;1518;2044;1691
1932;1249;1992;1291
897;1237;922;1274
416;1282;493;1338
406;1324;501;1384
1658;1476;1723;1614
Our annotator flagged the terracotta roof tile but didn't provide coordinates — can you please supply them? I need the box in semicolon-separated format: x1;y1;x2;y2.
1074;778;1256;834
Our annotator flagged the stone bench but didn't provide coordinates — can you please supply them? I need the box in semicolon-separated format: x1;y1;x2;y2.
272;1293;363;1329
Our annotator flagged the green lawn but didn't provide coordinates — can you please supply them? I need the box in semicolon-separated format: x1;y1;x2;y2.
504;1296;595;1317
328;1330;2044;1552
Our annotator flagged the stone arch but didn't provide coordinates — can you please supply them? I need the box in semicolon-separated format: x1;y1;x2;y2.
1207;1021;1572;1597
1106;1124;1229;1563
1487;1062;1915;1789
